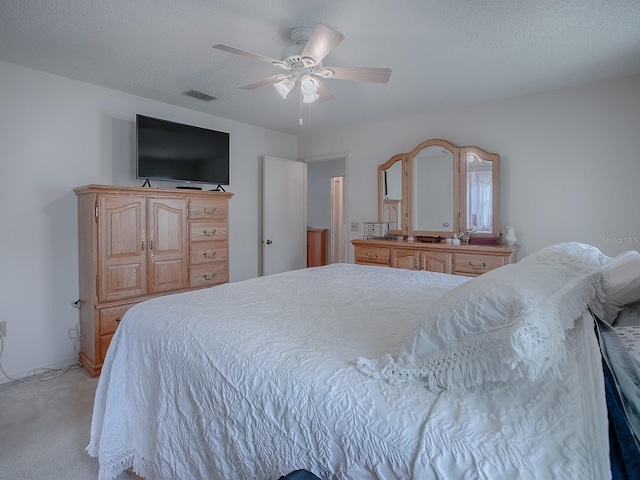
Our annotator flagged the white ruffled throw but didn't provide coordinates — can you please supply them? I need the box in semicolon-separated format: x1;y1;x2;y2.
358;242;608;391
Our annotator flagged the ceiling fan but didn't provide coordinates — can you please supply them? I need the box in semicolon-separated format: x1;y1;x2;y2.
213;24;391;105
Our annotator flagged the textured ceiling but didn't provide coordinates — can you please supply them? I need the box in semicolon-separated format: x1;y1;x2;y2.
1;0;639;136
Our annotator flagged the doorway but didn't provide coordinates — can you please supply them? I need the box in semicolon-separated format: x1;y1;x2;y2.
304;154;347;265
330;176;346;263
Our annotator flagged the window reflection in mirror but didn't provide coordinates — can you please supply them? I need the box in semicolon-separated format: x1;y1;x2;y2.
413;146;454;232
381;160;403;229
466;153;493;233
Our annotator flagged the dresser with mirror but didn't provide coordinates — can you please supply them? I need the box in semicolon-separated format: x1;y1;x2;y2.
353;138;518;276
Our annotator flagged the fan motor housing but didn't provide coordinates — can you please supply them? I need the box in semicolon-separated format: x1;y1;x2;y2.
280;26;315;65
289;26;313;44
280;44;306;64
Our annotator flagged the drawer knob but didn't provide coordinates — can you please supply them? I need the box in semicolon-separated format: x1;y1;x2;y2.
203;273;217;280
203;207;216;214
203;229;217;236
469;261;487;270
203;251;216;258
115;317;121;322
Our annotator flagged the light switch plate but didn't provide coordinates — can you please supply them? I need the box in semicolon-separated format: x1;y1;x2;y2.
350;222;359;232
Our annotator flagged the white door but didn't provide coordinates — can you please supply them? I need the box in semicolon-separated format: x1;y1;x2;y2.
262;156;306;276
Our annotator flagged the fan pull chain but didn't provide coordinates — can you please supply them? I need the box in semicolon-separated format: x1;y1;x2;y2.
299;91;303;126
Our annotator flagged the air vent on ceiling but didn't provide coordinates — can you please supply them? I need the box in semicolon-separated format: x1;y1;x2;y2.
183;89;217;102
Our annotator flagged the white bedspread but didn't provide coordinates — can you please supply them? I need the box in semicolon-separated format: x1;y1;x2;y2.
88;263;609;480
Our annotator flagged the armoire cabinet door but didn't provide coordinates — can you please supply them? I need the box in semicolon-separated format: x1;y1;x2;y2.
99;195;147;303
147;197;188;293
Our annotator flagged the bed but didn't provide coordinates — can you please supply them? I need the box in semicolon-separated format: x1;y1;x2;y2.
87;242;640;480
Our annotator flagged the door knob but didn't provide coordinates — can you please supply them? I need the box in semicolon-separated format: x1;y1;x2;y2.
266;239;273;245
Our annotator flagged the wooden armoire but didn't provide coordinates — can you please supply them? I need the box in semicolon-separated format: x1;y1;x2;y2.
75;184;232;376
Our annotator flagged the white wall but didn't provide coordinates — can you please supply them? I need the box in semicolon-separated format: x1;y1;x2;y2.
299;75;640;260
0;61;297;380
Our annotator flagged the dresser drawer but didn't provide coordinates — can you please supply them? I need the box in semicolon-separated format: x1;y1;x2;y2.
98;303;135;336
189;198;228;221
453;253;506;276
189;263;229;289
190;242;228;265
189;221;228;242
355;245;391;265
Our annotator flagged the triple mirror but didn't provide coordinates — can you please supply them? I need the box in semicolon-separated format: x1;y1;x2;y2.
378;139;500;240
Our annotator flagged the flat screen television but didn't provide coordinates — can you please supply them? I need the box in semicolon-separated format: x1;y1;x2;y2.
136;114;229;187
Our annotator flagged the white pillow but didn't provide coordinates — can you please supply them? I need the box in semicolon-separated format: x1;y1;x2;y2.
360;243;606;392
602;251;640;324
613;302;640;327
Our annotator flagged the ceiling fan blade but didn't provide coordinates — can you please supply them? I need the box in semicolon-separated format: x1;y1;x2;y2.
326;66;391;83
238;75;287;90
316;79;335;103
213;44;287;69
301;24;345;64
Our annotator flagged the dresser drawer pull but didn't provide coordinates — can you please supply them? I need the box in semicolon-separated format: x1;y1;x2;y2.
469;261;487;270
203;273;217;281
203;229;217;236
365;252;378;259
115;317;121;322
202;250;216;259
203;207;216;215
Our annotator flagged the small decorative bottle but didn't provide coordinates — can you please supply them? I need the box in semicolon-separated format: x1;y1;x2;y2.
504;226;517;246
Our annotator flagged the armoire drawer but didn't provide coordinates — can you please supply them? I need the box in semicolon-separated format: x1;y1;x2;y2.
190;241;228;265
189;221;228;242
189;198;228;221
190;263;229;289
98;303;135;336
98;303;136;364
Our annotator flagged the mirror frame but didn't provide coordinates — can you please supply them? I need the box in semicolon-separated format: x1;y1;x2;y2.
407;139;459;238
378;139;500;240
460;145;501;239
378;153;407;236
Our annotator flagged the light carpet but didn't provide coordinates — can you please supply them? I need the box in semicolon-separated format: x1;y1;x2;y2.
0;366;130;480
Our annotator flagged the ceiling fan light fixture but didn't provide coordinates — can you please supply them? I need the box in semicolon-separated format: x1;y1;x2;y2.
274;77;296;99
300;75;319;95
302;92;319;104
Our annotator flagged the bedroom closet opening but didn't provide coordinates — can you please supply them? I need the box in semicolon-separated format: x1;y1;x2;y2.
305;155;347;266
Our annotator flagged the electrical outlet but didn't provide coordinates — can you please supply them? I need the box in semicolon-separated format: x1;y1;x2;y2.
350;222;359;232
0;321;6;337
